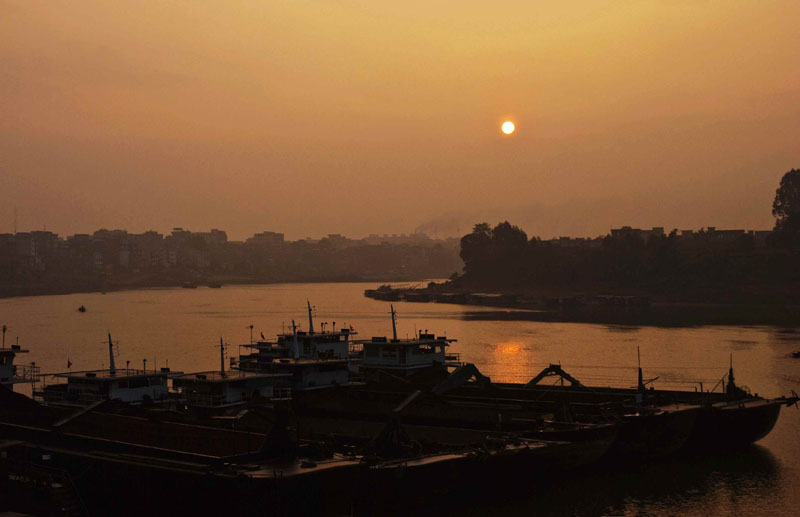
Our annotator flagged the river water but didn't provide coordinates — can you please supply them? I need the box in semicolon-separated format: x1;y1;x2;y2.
2;282;799;516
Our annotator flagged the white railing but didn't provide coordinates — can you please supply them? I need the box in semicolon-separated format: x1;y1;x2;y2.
33;388;108;405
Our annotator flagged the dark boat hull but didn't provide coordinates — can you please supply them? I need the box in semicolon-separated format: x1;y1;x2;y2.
605;405;699;461
683;399;783;450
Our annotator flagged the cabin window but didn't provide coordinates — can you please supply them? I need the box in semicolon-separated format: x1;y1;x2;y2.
129;377;148;389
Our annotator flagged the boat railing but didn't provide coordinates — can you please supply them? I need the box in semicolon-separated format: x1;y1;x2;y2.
184;393;230;407
14;363;41;383
33;388;108;405
445;352;462;366
184;387;293;407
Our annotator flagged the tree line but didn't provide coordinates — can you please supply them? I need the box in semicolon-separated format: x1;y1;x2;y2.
455;169;800;302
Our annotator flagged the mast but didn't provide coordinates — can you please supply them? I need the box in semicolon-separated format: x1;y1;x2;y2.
1;324;5;349
108;332;116;375
726;353;736;396
390;305;398;341
291;319;300;359
307;300;314;334
637;346;644;392
219;337;226;375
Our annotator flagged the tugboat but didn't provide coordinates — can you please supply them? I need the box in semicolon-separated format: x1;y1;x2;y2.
0;325;39;393
232;301;360;391
357;305;461;385
77;305;86;313
171;338;291;415
34;333;177;407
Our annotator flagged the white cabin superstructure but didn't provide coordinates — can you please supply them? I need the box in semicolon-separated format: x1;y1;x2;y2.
171;370;291;411
35;368;171;407
0;345;37;389
360;333;459;373
231;302;359;390
33;333;174;407
358;305;460;376
0;325;39;390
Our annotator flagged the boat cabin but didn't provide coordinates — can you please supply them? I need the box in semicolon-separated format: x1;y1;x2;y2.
358;306;460;376
172;370;291;411
35;368;171;407
236;327;355;368
360;332;459;374
236;302;356;371
34;333;174;407
0;345;37;389
268;358;351;390
232;302;359;390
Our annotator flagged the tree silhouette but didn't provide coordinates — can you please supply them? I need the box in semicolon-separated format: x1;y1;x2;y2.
772;168;800;248
459;223;493;277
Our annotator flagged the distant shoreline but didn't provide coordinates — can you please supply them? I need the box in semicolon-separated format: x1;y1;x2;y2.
0;276;430;300
364;285;800;326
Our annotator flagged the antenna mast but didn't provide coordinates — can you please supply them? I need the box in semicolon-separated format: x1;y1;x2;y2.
390;305;398;341
637;346;644;392
291;319;300;359
219;337;226;375
307;300;314;334
108;332;116;375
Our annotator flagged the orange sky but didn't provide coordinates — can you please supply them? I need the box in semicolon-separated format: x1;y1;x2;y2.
1;1;798;239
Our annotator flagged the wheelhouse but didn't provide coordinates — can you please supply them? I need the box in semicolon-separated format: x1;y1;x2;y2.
172;370;291;411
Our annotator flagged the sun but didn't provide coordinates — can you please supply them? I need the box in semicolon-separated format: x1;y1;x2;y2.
501;121;515;135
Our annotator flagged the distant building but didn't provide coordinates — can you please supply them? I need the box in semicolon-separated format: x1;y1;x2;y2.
548;236;602;248
362;232;431;246
246;231;285;247
609;226;665;243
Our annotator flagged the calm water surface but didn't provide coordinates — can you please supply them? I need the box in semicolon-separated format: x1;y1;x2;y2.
2;282;799;516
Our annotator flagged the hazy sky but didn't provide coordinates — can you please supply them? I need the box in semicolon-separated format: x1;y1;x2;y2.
2;1;799;240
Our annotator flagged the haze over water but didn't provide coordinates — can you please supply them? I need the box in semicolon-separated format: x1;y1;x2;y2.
2;282;799;516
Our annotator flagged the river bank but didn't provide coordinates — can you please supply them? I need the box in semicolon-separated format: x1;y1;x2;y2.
364;285;800;326
0;274;428;300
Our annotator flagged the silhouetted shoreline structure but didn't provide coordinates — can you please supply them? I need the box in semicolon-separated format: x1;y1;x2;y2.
365;168;800;325
0;227;460;298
